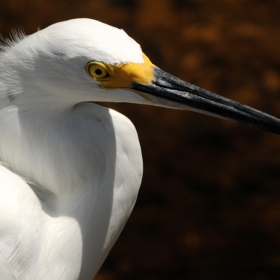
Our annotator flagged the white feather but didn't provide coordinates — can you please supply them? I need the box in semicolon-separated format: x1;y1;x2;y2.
0;19;144;279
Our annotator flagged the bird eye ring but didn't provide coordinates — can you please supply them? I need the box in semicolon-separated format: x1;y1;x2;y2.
85;62;110;80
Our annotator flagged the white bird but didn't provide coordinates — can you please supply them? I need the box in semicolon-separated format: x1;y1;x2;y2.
0;18;279;279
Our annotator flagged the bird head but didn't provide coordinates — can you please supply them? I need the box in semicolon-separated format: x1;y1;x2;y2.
2;18;280;134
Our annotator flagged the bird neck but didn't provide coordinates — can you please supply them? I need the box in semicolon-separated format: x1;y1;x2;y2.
0;103;73;192
0;53;83;194
0;88;143;276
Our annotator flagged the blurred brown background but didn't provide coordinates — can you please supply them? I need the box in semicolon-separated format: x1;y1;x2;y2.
1;1;280;279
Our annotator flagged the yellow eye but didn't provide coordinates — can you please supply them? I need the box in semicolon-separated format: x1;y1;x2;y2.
85;62;110;80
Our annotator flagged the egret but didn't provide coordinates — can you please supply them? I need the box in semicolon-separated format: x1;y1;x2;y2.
0;18;279;279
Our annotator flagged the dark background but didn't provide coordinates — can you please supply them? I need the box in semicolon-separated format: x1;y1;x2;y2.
1;1;280;279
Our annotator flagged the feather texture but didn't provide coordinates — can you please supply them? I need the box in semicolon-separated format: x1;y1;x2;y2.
0;19;143;279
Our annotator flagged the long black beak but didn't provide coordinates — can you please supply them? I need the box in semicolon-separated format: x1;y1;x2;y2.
133;67;280;135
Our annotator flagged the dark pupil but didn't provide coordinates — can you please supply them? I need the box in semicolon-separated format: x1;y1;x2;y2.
95;69;103;75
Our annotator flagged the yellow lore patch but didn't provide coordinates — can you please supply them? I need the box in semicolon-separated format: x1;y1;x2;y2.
86;53;156;89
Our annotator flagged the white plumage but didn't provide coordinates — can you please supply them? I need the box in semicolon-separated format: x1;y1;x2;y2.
0;19;145;279
0;18;280;279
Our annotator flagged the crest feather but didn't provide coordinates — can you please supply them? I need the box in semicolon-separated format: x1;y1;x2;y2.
0;27;26;53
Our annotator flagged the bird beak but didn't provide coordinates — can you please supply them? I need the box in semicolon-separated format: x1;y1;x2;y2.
132;67;280;135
